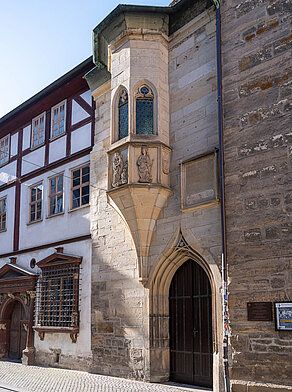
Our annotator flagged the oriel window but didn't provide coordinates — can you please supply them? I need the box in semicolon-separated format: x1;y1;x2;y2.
32;113;45;148
51;101;66;139
29;183;43;222
136;85;154;135
118;89;129;140
71;165;90;209
0;135;9;166
49;174;63;216
0;198;7;232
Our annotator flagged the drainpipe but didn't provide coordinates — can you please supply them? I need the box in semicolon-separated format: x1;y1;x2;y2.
212;1;230;392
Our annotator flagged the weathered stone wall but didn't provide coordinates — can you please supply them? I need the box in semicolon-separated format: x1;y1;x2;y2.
221;0;292;390
90;7;224;389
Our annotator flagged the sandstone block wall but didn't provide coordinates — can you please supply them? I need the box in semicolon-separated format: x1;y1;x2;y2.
221;0;292;388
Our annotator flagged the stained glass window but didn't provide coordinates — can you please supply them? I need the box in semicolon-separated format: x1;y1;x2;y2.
136;85;154;135
118;89;128;140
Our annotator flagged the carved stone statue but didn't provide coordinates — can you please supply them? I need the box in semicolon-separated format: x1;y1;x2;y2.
136;146;153;183
112;151;128;188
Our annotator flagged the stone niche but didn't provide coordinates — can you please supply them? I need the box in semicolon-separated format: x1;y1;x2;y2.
107;142;172;284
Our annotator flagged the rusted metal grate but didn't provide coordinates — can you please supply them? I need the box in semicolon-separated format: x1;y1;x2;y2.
35;264;79;328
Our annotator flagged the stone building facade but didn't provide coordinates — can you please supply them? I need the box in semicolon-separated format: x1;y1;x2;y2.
0;0;291;391
221;0;292;391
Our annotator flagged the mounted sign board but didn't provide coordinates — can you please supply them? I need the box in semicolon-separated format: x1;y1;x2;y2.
275;302;292;331
247;302;273;321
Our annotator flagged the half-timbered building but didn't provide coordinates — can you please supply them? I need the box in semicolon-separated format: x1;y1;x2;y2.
0;57;95;369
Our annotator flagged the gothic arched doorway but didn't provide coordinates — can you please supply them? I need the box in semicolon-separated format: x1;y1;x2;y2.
169;259;213;388
8;301;27;360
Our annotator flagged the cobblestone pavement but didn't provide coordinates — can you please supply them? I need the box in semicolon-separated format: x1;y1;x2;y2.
0;362;211;392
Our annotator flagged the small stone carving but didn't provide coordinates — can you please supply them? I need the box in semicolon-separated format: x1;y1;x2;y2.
162;152;170;175
137;146;153;183
112;151;128;188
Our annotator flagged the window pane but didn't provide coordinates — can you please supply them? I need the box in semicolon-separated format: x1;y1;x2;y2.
50;197;56;215
136;99;154;135
31;187;36;202
37;185;43;200
73;198;80;209
119;102;128;139
81;185;89;205
30;204;36;222
37;202;42;220
57;176;63;192
73;170;80;187
50;178;56;195
82;166;89;184
57;194;63;213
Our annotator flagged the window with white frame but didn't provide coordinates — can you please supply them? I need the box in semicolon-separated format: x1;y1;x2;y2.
49;174;63;216
0;135;9;166
51;101;66;139
32;113;45;148
29;183;43;223
0;198;7;232
71;164;90;209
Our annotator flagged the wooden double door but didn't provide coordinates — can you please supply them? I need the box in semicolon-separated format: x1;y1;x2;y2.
9;301;27;360
169;260;213;388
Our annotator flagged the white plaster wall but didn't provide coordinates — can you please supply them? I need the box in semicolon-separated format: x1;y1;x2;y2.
0;239;92;356
0;161;17;186
71;123;91;155
22;125;31;151
80;90;92;105
22;146;45;176
72;100;90;125
10;133;18;157
0;186;15;258
49;136;66;164
19;155;90;250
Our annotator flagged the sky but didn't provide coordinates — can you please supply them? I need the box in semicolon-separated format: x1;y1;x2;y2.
0;0;170;119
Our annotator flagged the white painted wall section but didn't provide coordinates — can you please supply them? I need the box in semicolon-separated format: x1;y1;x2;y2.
0;161;17;186
10;133;18;157
22;125;31;151
21;146;45;175
71;123;91;154
0;186;15;258
71;100;89;125
80;90;92;106
49;136;66;164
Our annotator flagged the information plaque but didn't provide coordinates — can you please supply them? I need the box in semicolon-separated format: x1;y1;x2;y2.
275;302;292;331
247;302;273;321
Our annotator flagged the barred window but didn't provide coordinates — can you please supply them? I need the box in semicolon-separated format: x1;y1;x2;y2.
51;101;66;139
36;264;79;328
0;198;7;232
32;113;45;148
118;89;128;140
136;85;154;135
0;135;9;166
49;174;63;216
71;165;90;209
29;183;43;222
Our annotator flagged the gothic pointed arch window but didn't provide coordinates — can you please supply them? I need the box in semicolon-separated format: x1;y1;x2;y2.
118;88;129;140
135;85;154;135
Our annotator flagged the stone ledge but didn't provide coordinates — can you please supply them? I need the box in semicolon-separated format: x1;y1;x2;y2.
232;380;292;392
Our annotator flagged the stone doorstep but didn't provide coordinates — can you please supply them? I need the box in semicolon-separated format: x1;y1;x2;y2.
164;382;212;392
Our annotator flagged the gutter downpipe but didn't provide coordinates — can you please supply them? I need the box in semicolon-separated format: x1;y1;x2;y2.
212;1;230;392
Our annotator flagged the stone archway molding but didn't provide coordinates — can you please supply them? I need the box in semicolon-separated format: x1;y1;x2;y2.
148;227;222;388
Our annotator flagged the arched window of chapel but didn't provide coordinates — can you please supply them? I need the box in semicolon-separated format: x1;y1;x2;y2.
135;85;154;135
118;88;129;140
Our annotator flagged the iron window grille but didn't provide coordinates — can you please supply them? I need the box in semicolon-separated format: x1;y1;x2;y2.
35;264;80;328
0;198;7;232
0;135;9;166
